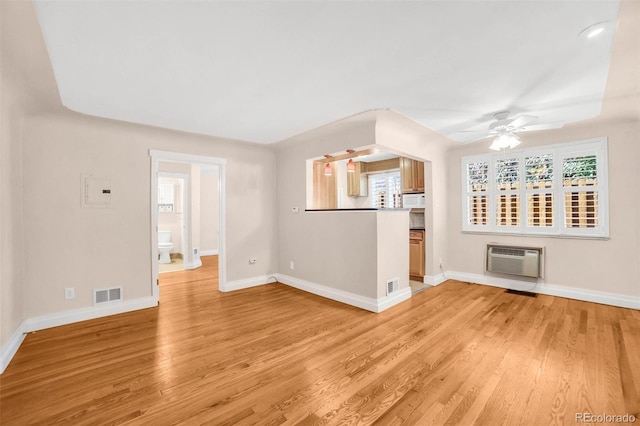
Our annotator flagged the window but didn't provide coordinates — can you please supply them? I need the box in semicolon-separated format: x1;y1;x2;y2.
370;171;402;208
462;138;608;238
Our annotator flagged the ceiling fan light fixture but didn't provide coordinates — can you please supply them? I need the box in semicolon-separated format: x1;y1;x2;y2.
490;133;521;151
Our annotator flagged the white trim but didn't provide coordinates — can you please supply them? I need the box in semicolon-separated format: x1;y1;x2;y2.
424;273;446;286
445;271;639;310
461;137;609;239
1;321;27;374
221;275;277;292
23;297;158;333
277;274;411;313
184;258;203;270
149;149;227;297
199;249;219;256
0;297;157;374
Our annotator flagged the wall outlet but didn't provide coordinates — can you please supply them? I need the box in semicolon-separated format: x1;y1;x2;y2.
249;258;257;264
290;261;295;270
292;207;299;214
64;288;75;300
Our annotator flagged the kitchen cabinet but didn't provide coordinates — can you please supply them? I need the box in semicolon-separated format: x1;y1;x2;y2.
347;162;367;197
409;230;425;278
400;157;424;193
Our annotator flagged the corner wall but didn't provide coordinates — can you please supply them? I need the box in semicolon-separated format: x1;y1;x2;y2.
0;62;28;371
20;112;278;319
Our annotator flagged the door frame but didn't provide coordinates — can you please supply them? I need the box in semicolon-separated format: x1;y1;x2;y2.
149;150;227;302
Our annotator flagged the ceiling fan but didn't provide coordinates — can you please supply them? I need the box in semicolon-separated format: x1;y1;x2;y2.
460;111;565;150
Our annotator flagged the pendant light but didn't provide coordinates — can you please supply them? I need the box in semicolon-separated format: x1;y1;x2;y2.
346;159;356;173
323;154;333;176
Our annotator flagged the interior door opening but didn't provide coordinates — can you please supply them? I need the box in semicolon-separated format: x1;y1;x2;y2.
150;150;226;302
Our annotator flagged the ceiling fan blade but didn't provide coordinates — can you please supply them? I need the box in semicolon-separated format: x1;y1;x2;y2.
519;121;565;131
508;115;538;129
461;134;493;144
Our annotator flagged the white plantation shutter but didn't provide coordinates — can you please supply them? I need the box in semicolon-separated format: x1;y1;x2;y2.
370;171;402;209
461;138;608;238
464;159;489;228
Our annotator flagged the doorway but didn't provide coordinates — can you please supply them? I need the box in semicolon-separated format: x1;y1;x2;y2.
150;150;226;303
158;172;188;273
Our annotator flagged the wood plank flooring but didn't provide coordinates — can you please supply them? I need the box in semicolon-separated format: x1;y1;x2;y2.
1;255;639;425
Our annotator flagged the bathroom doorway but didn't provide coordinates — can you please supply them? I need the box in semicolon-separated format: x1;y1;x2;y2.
157;172;188;273
150;150;226;303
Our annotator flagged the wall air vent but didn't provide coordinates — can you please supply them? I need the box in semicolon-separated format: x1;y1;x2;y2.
386;278;399;296
93;287;123;305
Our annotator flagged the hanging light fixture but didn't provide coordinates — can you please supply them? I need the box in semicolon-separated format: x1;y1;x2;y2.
346;159;356;173
490;132;521;151
323;154;332;176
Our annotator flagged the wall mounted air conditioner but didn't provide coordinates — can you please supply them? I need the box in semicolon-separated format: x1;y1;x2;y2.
486;245;543;278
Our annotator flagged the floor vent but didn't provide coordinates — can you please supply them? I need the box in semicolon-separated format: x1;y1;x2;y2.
505;289;538;298
386;278;399;296
94;287;123;305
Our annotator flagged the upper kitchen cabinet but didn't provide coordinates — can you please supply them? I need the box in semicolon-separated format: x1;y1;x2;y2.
346;162;367;197
400;157;424;193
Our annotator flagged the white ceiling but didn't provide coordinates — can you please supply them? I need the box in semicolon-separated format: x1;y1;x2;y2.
33;0;620;144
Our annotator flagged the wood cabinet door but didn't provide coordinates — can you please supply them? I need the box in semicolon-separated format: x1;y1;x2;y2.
413;160;424;192
401;158;425;193
409;239;425;276
400;157;415;193
346;162;361;197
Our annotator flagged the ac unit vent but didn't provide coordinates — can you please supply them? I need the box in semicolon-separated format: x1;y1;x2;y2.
94;287;123;305
491;247;526;257
386;278;399;296
487;245;543;278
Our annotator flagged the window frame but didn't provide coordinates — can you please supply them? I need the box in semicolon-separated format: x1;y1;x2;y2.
461;137;609;239
370;170;402;209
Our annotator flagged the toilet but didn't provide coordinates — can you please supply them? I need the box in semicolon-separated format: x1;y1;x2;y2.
158;230;174;264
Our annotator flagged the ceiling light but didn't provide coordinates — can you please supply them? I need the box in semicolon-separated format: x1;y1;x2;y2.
579;22;610;39
490;133;521;151
347;159;356;173
324;163;332;176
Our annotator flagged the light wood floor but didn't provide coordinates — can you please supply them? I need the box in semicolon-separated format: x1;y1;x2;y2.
1;256;639;425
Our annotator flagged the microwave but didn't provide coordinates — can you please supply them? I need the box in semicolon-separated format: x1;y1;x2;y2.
402;193;425;209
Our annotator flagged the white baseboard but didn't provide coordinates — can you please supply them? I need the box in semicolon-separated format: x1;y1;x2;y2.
199;249;219;256
23;296;158;333
445;271;640;310
0;296;157;375
276;274;411;313
184;258;203;270
424;273;446;286
1;321;27;374
221;275;277;292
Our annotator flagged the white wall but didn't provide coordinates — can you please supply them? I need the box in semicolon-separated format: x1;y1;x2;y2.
275;111;411;307
0;0;69;371
200;169;219;254
374;110;458;283
0;60;27;362
445;118;640;300
444;0;639;305
276;113;378;289
20;112;278;318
